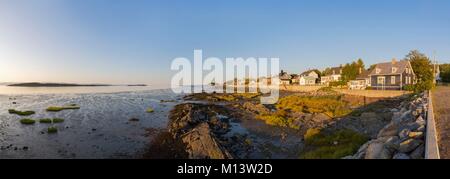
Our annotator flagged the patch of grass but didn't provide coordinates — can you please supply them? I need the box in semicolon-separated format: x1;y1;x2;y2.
46;105;80;112
304;128;321;139
52;118;64;123
215;94;238;101
47;127;58;133
20;118;36;125
39;118;52;123
300;129;368;159
317;86;336;93
146;107;154;113
256;110;299;129
275;95;352;118
8;109;35;116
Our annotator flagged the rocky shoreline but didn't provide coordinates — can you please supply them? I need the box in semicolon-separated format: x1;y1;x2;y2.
145;103;254;159
145;90;419;159
345;92;428;159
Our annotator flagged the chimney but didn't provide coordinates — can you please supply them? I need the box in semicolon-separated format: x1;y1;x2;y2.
392;58;397;65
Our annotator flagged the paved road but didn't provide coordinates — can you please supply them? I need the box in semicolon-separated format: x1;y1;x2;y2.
432;86;450;159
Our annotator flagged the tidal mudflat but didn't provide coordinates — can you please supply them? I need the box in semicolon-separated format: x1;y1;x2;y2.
0;89;181;159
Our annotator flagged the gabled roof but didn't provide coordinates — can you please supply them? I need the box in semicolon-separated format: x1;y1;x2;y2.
290;74;300;79
279;74;291;80
329;67;343;75
369;60;412;76
356;69;371;79
300;70;318;76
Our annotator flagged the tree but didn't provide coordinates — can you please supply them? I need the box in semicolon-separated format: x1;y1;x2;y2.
440;64;450;82
368;64;377;71
405;50;434;92
356;58;365;70
322;67;332;76
341;59;365;83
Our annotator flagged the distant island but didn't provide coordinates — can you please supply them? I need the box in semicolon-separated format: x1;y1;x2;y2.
7;82;148;87
8;82;112;87
127;84;147;86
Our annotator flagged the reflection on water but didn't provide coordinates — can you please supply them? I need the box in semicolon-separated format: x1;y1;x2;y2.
0;85;169;95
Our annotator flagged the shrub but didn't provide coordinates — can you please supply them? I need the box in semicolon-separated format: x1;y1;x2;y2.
20;119;36;125
403;84;415;91
300;129;368;159
8;109;35;116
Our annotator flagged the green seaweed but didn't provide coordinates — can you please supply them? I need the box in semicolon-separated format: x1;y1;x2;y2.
8;109;35;116
20;118;36;125
146;107;154;113
47;127;58;133
52;118;64;123
46;105;80;112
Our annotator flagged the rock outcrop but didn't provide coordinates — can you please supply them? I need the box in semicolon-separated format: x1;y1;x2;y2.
181;123;234;159
167;103;253;159
346;92;428;159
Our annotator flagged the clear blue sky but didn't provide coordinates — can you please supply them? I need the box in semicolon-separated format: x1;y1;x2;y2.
1;0;449;85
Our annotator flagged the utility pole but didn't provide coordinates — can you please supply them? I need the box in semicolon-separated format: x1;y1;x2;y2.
433;51;437;84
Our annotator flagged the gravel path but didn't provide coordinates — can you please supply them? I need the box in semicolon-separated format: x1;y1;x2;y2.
432;86;450;159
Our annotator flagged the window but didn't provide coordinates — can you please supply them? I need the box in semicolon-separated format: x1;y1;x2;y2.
391;76;396;84
377;76;385;85
392;67;397;73
376;68;381;74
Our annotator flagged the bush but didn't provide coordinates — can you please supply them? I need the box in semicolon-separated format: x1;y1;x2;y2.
20;119;36;125
403;84;415;91
300;129;368;159
440;64;450;82
8;109;35;116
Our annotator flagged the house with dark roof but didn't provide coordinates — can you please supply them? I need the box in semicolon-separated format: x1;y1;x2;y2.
279;70;292;85
290;74;300;84
369;59;415;90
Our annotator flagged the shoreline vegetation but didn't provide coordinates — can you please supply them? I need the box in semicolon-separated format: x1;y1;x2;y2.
7;82;147;87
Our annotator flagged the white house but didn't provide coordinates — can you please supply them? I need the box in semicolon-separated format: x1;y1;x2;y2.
321;67;342;85
300;76;317;86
